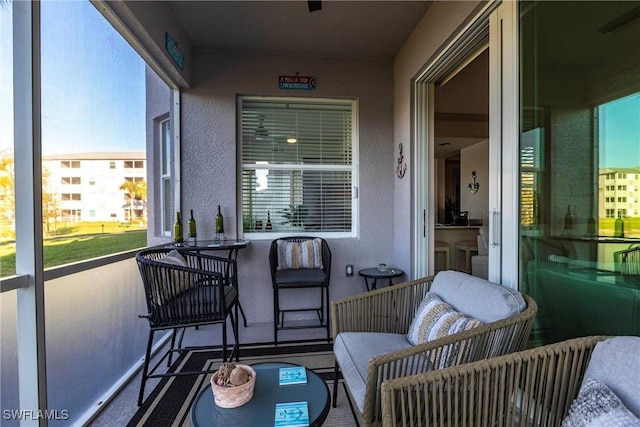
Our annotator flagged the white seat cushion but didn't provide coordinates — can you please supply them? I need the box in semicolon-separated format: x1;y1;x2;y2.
334;332;420;413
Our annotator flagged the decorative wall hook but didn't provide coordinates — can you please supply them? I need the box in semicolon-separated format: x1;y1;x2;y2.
396;143;407;179
468;171;480;194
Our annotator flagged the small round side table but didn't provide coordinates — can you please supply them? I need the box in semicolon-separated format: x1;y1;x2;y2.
358;268;404;291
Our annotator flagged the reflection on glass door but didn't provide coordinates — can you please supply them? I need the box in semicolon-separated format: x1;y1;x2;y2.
519;1;640;345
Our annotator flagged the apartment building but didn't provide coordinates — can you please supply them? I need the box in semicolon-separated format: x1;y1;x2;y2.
42;152;146;223
600;168;640;219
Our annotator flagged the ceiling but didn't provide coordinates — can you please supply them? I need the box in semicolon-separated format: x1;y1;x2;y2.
165;0;487;158
166;1;433;60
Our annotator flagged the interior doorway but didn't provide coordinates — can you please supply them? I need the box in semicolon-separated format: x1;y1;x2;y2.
433;48;489;275
412;2;511;281
413;12;492;279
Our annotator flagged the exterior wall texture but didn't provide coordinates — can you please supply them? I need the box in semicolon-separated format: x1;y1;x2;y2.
393;1;484;277
180;50;395;322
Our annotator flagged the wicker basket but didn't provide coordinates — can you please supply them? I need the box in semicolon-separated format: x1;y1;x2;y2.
210;364;256;408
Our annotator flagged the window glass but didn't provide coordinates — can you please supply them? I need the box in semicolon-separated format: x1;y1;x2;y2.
240;97;356;236
0;0;15;278
519;1;640;345
19;0;173;272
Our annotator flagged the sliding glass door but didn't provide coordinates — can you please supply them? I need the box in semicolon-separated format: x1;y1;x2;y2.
519;1;640;345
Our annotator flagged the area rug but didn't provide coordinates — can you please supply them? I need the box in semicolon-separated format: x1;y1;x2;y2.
127;340;357;426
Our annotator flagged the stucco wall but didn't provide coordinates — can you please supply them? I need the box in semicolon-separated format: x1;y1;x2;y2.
392;1;484;278
461;139;489;222
180;50;396;323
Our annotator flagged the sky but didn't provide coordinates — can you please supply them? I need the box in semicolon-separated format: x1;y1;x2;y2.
1;0;146;156
599;93;640;169
0;1;638;165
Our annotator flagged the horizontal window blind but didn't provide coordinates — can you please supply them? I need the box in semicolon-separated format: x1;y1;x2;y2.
240;98;355;235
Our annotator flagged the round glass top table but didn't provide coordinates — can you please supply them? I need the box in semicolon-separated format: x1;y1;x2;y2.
190;362;330;427
359;267;404;291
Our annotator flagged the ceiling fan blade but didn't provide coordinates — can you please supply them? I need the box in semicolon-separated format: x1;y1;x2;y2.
308;1;322;13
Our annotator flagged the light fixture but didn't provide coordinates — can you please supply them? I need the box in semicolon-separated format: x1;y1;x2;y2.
286;137;298;144
468;171;480;194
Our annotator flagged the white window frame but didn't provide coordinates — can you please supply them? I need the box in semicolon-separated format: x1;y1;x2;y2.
160;118;172;236
237;96;359;239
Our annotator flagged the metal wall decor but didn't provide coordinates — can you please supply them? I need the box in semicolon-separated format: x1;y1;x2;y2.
468;171;480;194
396;143;407;179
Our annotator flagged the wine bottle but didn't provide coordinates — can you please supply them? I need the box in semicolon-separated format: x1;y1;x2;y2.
614;211;624;238
215;205;224;234
564;205;573;231
266;210;272;231
174;212;183;245
188;210;197;239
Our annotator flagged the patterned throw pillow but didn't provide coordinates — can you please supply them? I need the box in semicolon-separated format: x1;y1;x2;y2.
407;293;482;346
158;249;188;267
562;378;640;427
276;239;324;270
155;250;191;303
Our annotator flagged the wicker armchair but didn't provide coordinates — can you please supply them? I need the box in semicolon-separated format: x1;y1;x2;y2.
135;248;239;406
379;335;640;427
331;272;537;427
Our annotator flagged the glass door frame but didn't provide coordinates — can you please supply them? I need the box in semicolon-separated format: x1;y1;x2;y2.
489;0;519;287
413;0;520;288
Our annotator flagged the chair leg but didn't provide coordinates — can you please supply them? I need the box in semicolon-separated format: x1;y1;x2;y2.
332;361;340;408
167;328;177;367
222;313;228;362
138;329;155;406
325;287;330;343
232;302;240;361
176;327;187;350
273;288;279;346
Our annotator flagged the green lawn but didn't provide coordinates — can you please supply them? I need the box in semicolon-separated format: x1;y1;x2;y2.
0;222;147;278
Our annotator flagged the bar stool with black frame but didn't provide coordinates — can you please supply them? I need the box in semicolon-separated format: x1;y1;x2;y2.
269;236;332;345
135;248;239;406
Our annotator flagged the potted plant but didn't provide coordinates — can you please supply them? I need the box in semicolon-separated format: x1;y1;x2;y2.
278;204;308;228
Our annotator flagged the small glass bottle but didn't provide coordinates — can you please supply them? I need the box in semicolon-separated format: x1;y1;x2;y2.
265;210;272;231
614;210;624;238
173;212;183;245
187;210;197;245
